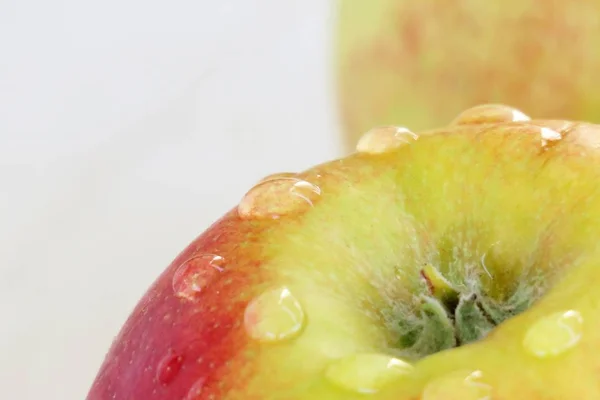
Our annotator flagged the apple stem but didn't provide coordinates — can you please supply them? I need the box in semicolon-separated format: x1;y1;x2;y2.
396;265;538;360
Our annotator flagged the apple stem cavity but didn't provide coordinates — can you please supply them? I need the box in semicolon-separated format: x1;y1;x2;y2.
396;265;540;360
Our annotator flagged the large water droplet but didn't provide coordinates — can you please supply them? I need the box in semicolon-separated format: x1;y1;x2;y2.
172;254;225;301
244;286;305;342
539;126;563;149
325;353;413;394
451;104;530;126
185;378;206;400
523;310;583;358
238;177;321;219
156;350;184;386
422;370;492;400
257;172;298;183
356;126;418;154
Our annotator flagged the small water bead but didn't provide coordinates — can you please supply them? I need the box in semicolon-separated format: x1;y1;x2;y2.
422;370;492;400
156;350;184;386
356;126;419;154
325;353;413;394
522;310;583;358
238;176;321;220
564;122;600;149
451;104;530;126
244;286;305;342
185;378;206;400
539;126;563;149
172;254;225;301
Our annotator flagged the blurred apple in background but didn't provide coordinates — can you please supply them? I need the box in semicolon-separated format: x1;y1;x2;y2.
336;0;600;151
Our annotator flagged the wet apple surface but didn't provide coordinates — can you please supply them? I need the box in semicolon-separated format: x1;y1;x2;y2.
88;105;600;399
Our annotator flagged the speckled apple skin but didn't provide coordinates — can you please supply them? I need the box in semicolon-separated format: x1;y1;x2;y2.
336;0;600;151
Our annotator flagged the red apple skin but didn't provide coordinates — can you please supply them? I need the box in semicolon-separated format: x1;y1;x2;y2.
87;209;267;400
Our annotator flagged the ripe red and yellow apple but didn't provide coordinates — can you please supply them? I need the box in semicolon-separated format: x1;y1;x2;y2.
336;0;600;152
87;105;600;399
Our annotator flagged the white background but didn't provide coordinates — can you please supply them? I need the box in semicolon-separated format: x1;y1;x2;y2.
1;1;342;399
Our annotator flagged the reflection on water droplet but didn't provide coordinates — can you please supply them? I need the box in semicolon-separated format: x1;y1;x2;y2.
244;286;305;342
356;126;418;154
185;378;206;400
173;254;225;301
422;370;492;400
238;177;321;219
523;310;583;358
156;350;184;386
451;104;530;126
325;353;413;394
540;127;563;149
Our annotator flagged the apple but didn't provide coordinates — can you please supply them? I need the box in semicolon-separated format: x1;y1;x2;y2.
87;104;600;399
335;0;600;152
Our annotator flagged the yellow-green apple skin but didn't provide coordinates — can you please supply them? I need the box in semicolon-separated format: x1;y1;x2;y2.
87;106;600;399
336;0;600;152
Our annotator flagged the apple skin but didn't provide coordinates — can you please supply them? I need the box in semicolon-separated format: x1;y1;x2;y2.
86;210;267;399
87;112;600;399
336;0;600;152
88;213;248;400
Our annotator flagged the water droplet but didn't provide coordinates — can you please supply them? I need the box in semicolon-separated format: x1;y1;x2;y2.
238;177;321;219
356;126;418;154
325;353;413;394
172;254;225;301
185;378;206;400
540;126;563;149
562;122;600;149
244;286;305;342
451;104;530;126
523;310;583;358
422;370;492;400
257;172;298;184
156;350;184;386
